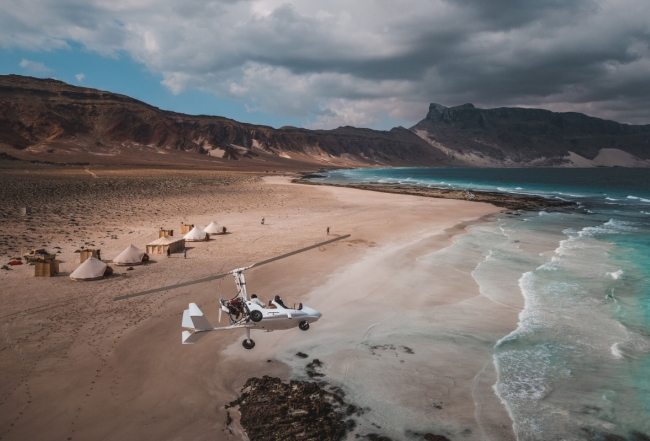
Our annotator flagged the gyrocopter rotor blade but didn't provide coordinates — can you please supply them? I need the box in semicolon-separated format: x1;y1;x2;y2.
113;234;350;301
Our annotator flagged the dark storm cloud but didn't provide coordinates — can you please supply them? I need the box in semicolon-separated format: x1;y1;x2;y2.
1;0;649;127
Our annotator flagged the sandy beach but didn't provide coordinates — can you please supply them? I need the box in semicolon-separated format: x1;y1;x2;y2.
0;167;516;441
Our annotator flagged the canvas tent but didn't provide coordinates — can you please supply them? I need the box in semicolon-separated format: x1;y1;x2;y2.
204;221;225;235
113;244;148;266
70;256;111;281
183;226;208;242
146;236;185;255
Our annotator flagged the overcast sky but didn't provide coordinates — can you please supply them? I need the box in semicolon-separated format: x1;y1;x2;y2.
1;0;649;129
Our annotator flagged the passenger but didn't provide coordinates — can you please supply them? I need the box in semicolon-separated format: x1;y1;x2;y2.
274;295;287;309
250;294;265;308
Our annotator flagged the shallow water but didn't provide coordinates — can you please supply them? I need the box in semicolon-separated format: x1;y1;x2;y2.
314;168;650;440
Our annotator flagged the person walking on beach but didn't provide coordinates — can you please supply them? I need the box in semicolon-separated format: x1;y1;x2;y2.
327;227;330;235
167;248;171;258
183;248;187;259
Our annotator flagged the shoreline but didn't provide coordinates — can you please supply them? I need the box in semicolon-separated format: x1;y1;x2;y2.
294;178;574;211
221;182;517;440
0;171;516;441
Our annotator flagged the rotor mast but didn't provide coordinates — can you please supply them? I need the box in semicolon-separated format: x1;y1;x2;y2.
229;265;253;301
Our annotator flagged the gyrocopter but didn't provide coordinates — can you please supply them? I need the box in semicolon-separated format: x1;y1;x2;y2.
181;265;322;349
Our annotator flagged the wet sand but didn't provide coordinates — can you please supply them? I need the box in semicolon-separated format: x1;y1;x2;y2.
0;168;515;440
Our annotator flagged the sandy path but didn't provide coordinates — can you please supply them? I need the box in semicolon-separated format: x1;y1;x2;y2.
0;172;514;441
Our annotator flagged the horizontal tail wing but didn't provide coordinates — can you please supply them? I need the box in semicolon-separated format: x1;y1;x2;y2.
182;330;207;344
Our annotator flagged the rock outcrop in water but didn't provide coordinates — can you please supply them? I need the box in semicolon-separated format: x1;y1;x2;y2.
226;376;351;441
227;375;453;441
411;103;650;167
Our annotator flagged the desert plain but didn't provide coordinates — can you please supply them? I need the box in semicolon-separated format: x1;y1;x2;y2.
0;164;519;441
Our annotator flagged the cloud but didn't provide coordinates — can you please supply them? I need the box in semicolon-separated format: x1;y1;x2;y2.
75;72;85;82
2;0;650;127
19;58;52;74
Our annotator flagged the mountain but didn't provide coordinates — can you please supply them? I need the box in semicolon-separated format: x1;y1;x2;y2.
0;75;449;169
1;74;649;168
411;103;650;167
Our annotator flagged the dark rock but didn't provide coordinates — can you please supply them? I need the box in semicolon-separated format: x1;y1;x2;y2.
424;434;452;441
298;181;574;211
296;351;309;358
228;376;349;441
306;358;325;378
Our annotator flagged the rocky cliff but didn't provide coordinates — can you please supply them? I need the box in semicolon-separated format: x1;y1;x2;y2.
411;103;650;167
0;75;449;168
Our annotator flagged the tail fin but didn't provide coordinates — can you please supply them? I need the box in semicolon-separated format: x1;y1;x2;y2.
187;303;213;330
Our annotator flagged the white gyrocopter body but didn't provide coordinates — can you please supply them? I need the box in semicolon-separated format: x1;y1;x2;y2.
182;265;322;349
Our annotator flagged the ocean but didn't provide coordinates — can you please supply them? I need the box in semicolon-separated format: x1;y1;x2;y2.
310;168;650;440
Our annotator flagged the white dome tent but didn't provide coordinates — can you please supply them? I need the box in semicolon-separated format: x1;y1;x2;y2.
112;244;148;266
183;226;208;242
204;221;225;235
70;256;111;281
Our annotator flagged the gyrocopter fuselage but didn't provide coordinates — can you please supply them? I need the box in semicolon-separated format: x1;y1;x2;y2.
182;265;322;349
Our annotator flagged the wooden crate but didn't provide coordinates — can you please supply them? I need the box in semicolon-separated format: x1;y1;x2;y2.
35;260;59;277
80;249;100;263
159;229;174;238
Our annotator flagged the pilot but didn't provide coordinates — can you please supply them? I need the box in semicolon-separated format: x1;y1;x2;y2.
274;295;287;309
250;294;265;308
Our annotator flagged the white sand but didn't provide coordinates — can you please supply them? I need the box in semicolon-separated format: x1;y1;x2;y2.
0;172;515;441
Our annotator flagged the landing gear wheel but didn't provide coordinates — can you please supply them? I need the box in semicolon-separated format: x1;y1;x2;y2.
242;339;256;350
250;310;263;322
299;321;310;331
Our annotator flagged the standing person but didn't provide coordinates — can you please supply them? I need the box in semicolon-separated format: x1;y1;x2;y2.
183;248;187;259
327;227;330;235
97;249;101;261
261;217;265;225
167;247;171;258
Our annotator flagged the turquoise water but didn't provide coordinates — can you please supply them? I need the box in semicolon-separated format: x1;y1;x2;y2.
313;168;650;440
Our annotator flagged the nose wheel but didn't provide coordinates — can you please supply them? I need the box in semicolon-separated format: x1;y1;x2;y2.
299;321;310;331
242;327;255;349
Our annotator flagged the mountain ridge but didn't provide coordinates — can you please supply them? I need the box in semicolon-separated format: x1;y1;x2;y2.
0;74;449;168
411;102;650;167
1;74;649;168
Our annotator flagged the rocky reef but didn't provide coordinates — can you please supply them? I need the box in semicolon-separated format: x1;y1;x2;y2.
227;375;452;441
